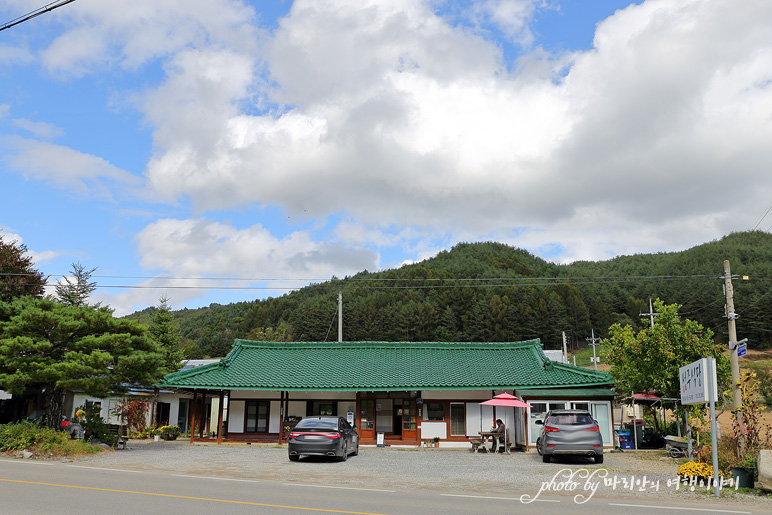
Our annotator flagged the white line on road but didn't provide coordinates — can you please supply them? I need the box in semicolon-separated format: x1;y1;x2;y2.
609;503;752;514
286;483;396;493
172;474;260;483
442;493;560;502
0;459;52;466
65;465;142;473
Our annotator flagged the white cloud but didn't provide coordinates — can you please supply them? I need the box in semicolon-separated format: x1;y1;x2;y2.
100;217;380;314
0;44;33;66
1;137;141;199
11;0;772;289
37;0;261;76
12;118;65;140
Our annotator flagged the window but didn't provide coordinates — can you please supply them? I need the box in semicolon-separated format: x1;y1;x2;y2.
450;403;465;435
309;401;334;416
426;403;445;421
245;401;268;433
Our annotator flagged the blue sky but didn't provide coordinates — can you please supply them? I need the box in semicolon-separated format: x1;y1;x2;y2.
2;0;771;316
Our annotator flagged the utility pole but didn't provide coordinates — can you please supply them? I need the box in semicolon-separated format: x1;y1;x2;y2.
562;332;568;364
640;298;659;329
724;260;746;455
586;329;601;371
337;291;343;343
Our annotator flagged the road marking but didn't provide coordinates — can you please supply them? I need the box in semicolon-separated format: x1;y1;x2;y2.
442;493;559;502
287;483;396;493
0;478;392;514
66;465;142;473
0;459;52;466
172;474;260;483
609;503;752;514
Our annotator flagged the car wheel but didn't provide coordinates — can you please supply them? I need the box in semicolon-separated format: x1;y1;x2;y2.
339;443;348;462
594;455;603;464
289;454;299;462
542;453;550;463
536;438;542;456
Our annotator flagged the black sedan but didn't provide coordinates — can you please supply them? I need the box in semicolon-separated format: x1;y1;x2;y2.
288;416;359;462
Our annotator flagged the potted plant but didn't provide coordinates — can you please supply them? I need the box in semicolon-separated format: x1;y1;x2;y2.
433;437;441;448
156;425;181;440
731;453;757;489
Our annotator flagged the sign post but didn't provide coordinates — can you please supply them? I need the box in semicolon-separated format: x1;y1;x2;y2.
679;357;720;497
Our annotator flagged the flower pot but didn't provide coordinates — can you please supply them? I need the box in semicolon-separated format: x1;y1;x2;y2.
153;435;160;442
732;467;755;489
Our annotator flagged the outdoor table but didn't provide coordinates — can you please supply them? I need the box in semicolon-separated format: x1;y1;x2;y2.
479;431;502;453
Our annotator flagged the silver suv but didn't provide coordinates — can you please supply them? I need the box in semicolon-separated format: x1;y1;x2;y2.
536;409;603;464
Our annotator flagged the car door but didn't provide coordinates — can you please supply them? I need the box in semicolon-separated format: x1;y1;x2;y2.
339;418;353;449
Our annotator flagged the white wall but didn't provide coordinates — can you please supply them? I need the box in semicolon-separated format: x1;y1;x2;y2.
421;421;447;439
228;400;245;433
422;390;490;400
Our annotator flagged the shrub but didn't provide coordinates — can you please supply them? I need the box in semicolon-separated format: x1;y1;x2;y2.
75;404;117;447
111;399;149;433
0;422;104;456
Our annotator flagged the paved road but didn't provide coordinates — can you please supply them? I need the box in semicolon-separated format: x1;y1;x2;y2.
1;458;770;515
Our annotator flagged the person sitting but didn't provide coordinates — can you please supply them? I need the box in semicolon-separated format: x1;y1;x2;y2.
490;419;505;452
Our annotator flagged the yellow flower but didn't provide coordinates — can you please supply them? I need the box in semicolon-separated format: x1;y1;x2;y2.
75;409;86;419
677;461;713;479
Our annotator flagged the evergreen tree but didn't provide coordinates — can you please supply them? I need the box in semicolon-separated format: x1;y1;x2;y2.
147;296;184;375
0;296;164;428
55;261;99;307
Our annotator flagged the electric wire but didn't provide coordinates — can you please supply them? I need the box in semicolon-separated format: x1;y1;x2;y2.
0;0;77;33
752;201;772;231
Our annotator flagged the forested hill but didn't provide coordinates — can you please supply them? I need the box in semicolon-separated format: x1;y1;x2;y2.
126;231;772;358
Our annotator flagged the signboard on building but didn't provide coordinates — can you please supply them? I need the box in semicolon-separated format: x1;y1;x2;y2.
679;357;718;405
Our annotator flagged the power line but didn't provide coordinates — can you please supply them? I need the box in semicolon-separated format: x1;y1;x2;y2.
0;0;77;33
751;201;772;231
0;273;730;292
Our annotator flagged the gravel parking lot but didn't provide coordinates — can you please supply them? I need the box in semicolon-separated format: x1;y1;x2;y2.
72;440;772;509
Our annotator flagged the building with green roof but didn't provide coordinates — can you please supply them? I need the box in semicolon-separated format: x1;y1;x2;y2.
157;338;616;449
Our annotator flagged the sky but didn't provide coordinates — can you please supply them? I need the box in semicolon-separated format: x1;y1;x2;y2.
1;0;771;317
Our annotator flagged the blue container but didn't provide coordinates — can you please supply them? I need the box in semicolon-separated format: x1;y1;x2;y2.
617;430;633;449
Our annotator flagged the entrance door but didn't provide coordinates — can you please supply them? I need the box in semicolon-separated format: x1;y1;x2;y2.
400;400;417;442
359;399;375;441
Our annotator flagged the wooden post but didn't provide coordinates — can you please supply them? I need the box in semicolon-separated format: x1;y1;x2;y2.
200;390;207;438
190;390;198;443
217;390;224;444
278;391;285;445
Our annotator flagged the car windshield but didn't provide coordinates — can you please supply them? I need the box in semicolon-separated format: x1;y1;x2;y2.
294;419;338;431
550;414;595;425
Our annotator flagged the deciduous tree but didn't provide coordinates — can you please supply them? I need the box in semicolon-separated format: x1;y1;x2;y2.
602;299;730;400
0;233;46;302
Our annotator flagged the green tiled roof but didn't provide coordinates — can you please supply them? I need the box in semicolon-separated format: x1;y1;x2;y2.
157;339;613;392
516;388;618;398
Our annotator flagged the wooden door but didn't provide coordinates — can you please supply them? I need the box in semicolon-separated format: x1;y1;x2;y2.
401;400;417;442
359;399;375;441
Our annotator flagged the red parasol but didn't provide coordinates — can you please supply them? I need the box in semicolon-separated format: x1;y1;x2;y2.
480;393;532;408
479;394;531;454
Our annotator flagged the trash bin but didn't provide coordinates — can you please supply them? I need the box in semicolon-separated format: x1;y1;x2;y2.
617;429;633;449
